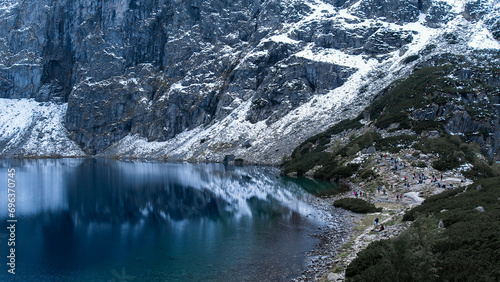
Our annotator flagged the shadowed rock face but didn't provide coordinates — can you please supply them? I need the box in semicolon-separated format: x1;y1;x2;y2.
352;0;431;24
1;0;499;161
62;0;366;154
0;0;428;155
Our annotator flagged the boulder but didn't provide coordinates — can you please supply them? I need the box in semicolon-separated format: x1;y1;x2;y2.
366;146;376;154
419;154;429;160
428;130;440;138
223;155;235;164
327;272;344;281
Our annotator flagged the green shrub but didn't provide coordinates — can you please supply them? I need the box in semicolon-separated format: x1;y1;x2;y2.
346;219;440;282
413;135;477;171
464;158;496;179
314;163;360;181
411;120;443;134
403;54;419;64
333;163;361;178
333;198;382;213
375;112;411;129
415;161;427;168
433;216;500;281
402;188;462;221
328;118;363;135
368;66;452;123
359;169;374;179
300;118;363;152
346;144;361;156
340;132;382;157
283;151;330;176
283;117;365;177
375;135;417;153
345;240;393;280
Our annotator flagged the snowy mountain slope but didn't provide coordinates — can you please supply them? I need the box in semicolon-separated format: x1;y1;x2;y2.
101;0;500;164
0;99;85;157
0;0;499;164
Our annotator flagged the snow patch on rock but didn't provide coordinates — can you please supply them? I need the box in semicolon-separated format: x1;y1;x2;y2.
0;99;86;157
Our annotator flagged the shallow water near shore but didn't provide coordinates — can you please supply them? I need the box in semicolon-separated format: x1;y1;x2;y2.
0;159;344;281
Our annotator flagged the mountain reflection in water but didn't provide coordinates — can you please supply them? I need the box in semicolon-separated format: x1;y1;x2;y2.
0;159;336;281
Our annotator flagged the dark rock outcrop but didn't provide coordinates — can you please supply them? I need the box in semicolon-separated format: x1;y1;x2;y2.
353;0;430;24
0;0;424;155
1;0;499;162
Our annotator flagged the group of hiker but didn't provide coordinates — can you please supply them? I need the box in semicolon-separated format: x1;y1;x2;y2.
373;217;384;232
354;153;461;208
353;153;468;236
412;172;448;186
377;185;386;195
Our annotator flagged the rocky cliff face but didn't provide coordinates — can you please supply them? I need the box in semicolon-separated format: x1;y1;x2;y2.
1;0;499;163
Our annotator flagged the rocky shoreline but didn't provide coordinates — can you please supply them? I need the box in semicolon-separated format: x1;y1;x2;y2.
293;150;473;281
293;195;355;282
293;191;415;282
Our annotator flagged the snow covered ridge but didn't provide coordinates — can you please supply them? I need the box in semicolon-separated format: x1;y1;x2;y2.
1;0;500;162
101;0;500;164
0;99;85;157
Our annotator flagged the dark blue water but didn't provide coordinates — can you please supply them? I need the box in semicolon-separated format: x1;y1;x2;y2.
0;159;337;281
